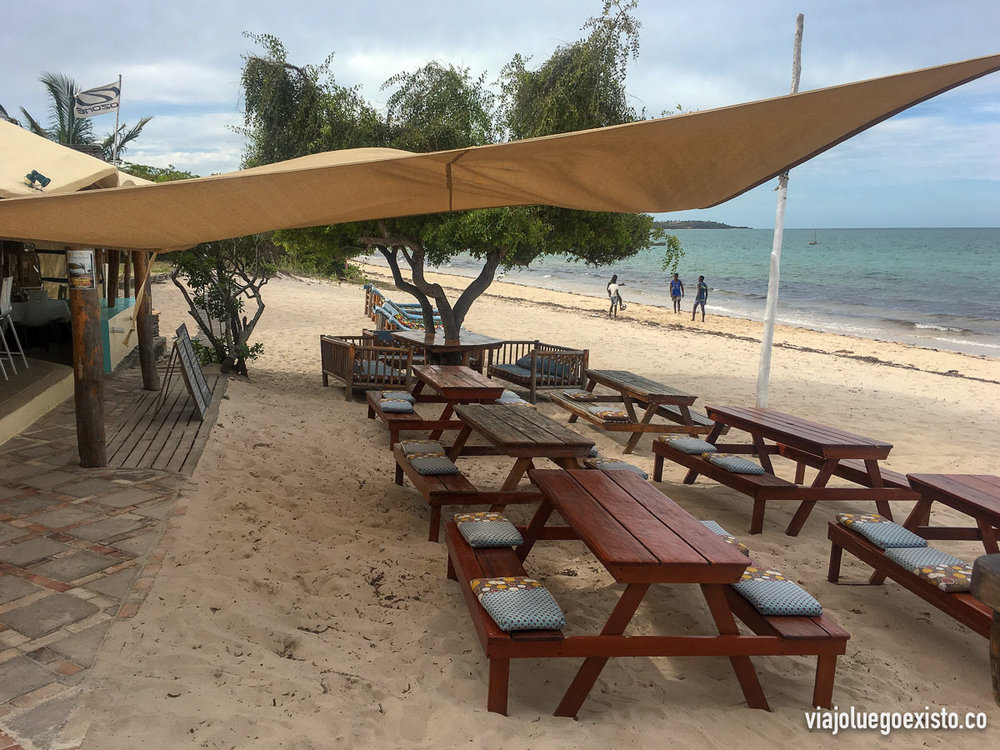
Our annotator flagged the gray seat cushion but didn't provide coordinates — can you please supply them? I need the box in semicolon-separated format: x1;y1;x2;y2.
470;577;566;631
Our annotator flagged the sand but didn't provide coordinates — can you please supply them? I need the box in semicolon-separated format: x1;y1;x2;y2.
79;267;1000;748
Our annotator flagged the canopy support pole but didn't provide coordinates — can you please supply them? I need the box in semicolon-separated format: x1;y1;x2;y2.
756;13;804;408
68;247;107;467
131;250;160;391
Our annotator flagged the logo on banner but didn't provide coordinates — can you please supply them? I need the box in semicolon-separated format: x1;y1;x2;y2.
74;82;121;119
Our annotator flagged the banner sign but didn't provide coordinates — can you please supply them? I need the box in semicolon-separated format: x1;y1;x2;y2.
74;81;120;119
66;249;96;289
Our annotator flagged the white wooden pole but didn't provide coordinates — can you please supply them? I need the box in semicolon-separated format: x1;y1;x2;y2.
756;14;804;408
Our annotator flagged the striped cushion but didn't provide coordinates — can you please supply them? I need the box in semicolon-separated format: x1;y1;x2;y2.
454;512;523;548
470;577;565;631
587;406;630;422
700;520;750;557
662;437;717;454
381;390;415;403
730;567;822;617
584;458;649;480
706;454;765;475
409;455;460;475
562;389;597;401
400;440;446;458
837;514;926;550
379;398;414;413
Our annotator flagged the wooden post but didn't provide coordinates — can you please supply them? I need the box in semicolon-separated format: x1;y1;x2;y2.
67;247;107;467
107;250;120;307
122;252;133;299
131;250;160;391
972;554;1000;706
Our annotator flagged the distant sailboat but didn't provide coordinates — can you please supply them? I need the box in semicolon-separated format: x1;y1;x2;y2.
808;230;818;245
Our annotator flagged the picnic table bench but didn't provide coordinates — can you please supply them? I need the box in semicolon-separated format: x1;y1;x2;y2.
446;469;849;716
654;405;902;535
552;369;713;454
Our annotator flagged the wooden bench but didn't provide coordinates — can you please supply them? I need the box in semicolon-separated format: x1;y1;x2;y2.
550;392;713;438
777;445;919;501
652;439;798;534
445;516;848;714
320;334;412;402
444;521;565;715
827;521;992;638
723;581;849;710
393;445;543;542
365;390;428;447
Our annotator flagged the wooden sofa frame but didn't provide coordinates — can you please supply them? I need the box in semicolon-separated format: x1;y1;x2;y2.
320;334;412;401
486;340;589;403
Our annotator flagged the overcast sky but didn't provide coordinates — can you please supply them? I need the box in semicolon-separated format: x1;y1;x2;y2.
3;0;998;228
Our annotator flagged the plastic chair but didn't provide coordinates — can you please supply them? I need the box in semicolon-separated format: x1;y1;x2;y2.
0;276;29;377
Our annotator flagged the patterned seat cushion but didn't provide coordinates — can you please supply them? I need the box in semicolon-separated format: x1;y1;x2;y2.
470;577;566;631
454;512;524;548
730;567;823;617
908;562;974;592
381;390;415;403
884;545;967;574
409;455;460;475
586;406;631;422
562;389;597;401
662;437;718;454
495;390;531;406
491;363;533;382
584;457;649;480
357;361;403;378
836;513;927;550
399;440;446;458
700;520;750;557
379;398;415;413
706;453;765;475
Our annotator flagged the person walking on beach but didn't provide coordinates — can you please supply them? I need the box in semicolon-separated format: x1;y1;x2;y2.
669;273;684;313
692;275;708;322
607;274;625;318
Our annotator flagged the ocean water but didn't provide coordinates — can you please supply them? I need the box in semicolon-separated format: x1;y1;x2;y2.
363;228;1000;358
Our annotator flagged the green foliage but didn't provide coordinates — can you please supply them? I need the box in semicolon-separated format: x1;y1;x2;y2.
190;338;218;366
383;62;496;151
499;0;642;139
659;234;685;273
237;0;660;335
120;163;199;182
169;234;279;376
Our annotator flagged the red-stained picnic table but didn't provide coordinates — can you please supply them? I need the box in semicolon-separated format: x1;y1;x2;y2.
904;474;1000;554
511;469;846;716
675;405;904;535
410;364;505;438
447;403;594;491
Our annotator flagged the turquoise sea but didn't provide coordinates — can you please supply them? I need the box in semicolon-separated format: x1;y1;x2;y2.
365;228;1000;358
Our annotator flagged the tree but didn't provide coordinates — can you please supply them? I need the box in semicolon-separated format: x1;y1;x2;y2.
120;163;199;182
169;234;279;376
238;1;662;345
4;72;151;161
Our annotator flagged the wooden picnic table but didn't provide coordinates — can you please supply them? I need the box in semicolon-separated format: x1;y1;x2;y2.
696;405;898;535
411;364;505;439
514;469;845;716
554;368;709;454
392;329;504;368
447;403;594;490
904;474;1000;554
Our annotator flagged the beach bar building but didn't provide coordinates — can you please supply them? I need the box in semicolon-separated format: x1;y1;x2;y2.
1;53;998;466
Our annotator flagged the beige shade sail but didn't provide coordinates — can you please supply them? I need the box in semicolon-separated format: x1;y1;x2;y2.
0;119;151;199
1;53;998;251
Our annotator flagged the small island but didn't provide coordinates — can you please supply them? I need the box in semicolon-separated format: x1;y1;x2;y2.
653;219;750;229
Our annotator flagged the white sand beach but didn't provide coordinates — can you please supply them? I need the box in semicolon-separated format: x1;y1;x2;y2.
79;268;1000;748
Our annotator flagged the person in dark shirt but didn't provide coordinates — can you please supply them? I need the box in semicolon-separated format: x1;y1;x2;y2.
692;276;708;321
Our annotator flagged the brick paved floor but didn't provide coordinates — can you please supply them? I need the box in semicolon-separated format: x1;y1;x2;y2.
0;369;196;749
